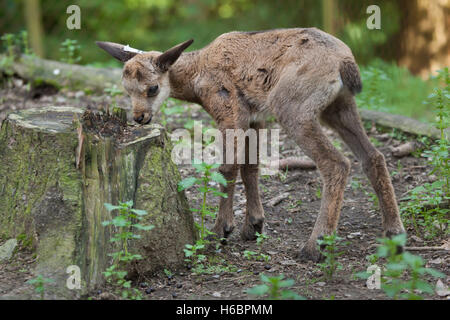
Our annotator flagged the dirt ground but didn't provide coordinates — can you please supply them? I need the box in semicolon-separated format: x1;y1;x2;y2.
0;78;448;300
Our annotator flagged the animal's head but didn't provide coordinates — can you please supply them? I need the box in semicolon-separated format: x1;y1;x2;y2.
96;39;193;124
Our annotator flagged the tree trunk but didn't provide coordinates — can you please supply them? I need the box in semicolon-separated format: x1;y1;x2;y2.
396;0;450;76
0;107;196;299
322;0;336;35
23;0;45;57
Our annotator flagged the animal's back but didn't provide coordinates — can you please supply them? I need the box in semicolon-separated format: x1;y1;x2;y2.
198;27;361;106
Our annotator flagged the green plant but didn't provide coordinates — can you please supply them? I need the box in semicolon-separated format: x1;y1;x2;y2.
255;231;268;247
183;242;206;268
178;161;228;273
316;233;346;281
1;33;16;57
357;65;390;112
16;233;33;249
357;234;444;300
27;275;54;300
278;166;289;182
102;201;154;299
60;39;81;64
332;139;343;151
369;136;383;147
159;99;185;126
0;33;16;78
178;161;228;241
315;187;322;199
356;59;437;121
242;232;271;262
350;177;364;191
400;68;449;239
247;274;304;300
163;269;174;278
20;30;31;55
104;84;123;108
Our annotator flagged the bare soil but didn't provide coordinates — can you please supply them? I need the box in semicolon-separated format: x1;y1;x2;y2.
0;77;448;300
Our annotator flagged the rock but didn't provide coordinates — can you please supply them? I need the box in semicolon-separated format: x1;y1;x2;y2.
347;232;362;239
212;291;222;298
280;259;297;266
436;280;450;297
410;235;423;243
99;292;116;300
0;239;17;262
317;282;326;287
428;258;444;265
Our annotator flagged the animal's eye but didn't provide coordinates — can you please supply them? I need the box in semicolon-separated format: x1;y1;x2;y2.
147;85;159;97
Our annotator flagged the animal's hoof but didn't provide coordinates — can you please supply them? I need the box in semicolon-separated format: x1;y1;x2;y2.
384;229;407;254
211;222;235;242
241;217;264;241
297;245;324;263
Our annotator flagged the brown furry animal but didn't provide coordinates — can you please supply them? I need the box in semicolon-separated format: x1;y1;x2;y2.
97;28;405;261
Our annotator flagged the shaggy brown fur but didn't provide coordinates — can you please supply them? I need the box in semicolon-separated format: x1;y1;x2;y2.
97;27;405;261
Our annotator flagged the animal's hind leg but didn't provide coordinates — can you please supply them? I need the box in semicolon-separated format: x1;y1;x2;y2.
322;96;405;237
276;108;350;262
321;94;405;238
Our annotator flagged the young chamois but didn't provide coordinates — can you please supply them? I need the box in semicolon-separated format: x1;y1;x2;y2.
97;28;405;261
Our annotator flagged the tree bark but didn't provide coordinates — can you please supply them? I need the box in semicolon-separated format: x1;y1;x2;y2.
395;0;450;76
23;0;45;57
0;106;196;298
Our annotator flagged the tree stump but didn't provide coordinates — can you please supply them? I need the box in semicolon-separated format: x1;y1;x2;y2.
0;106;196;298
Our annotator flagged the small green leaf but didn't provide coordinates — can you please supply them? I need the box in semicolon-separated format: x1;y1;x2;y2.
178;177;197;191
104;203;120;212
131;209;148;216
211;172;227;186
247;284;269;296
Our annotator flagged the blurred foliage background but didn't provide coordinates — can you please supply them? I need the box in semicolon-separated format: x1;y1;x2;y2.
0;0;449;120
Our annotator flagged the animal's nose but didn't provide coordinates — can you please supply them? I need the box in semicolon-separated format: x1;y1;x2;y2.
134;114;144;124
133;113;152;124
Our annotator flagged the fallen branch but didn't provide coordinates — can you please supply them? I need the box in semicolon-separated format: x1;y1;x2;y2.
390;141;420;157
276;157;316;171
404;246;449;251
359;109;449;140
268;192;290;207
1;54;121;92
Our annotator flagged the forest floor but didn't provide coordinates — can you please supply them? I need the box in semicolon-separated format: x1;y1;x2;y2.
0;79;448;300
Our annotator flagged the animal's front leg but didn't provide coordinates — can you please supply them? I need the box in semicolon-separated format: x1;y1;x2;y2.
212;163;238;239
240;163;265;240
240;121;265;240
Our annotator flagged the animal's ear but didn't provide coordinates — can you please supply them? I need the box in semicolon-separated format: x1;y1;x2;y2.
95;41;143;62
156;39;194;72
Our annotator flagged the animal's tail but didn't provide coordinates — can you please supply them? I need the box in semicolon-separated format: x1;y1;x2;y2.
339;59;362;95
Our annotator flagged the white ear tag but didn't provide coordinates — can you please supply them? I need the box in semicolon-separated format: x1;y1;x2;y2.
123;45;144;54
